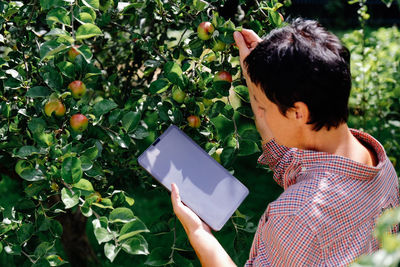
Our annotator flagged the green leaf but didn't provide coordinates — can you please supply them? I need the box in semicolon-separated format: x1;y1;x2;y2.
80;156;93;172
210;114;234;141
164;61;183;87
93;99;118;117
121;235;149;255
49;220;63;238
193;0;208;11
46;255;66;266
109;207;135;223
4;244;21;255
268;9;282;27
28;118;46;134
61;187;80;209
40;40;69;60
26;86;51;98
213;81;231;97
17;223;34;244
40;0;64;9
82;0;100;9
221;146;237;168
105;131;129;149
209;101;226;118
118;218;149;241
34;242;54;258
122;111;141;133
236;106;253;118
104;243;121;262
15;146;40;158
61;157;82;184
233;85;250;102
45;28;74;43
238;140;260;156
42;68;63;90
94;227;113;244
81;146;98;160
76;23;102;40
149;79;170;94
57;61;75;78
76;44;93;62
20;168;46;182
73;178;94;192
46;7;70;25
144;247;173;266
80;199;93;217
4;77;21;89
76;12;94;23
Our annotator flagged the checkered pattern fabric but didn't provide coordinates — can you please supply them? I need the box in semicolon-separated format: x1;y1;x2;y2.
245;129;400;266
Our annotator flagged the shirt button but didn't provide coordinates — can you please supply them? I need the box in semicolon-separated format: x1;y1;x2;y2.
301;167;307;172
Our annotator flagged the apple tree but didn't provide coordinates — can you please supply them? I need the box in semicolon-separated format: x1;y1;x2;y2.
0;0;288;265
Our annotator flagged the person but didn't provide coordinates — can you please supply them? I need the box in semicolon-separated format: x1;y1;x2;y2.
171;18;400;266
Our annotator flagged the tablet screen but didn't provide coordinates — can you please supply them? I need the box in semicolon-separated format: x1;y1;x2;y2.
138;125;249;231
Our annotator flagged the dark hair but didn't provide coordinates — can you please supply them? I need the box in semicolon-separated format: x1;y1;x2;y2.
244;18;351;131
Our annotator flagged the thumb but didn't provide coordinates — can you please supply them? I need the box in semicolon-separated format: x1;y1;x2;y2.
171;183;181;209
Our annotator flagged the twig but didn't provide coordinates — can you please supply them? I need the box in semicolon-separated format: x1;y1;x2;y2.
227;96;240;149
70;1;76;40
169;216;177;260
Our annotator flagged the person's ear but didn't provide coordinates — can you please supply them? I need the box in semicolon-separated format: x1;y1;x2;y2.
292;102;310;124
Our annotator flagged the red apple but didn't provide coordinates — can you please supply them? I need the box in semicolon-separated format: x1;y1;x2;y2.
70;114;88;132
197;22;215;40
44;99;66;117
214;70;232;83
68;45;80;61
68;80;87;99
187;115;201;128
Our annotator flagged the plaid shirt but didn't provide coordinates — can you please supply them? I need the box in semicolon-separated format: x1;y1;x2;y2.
245;129;400;266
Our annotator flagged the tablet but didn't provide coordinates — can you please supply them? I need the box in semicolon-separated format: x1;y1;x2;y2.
138;125;249;231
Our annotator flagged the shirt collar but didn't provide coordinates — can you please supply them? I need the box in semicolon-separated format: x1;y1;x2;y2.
292;129;385;181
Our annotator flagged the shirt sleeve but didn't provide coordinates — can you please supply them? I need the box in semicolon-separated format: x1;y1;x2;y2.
263;214;322;266
258;139;296;188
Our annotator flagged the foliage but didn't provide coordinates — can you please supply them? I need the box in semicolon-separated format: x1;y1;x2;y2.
0;0;287;265
343;0;400;265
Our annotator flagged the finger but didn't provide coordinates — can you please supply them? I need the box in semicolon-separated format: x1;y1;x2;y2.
234;31;250;59
241;29;263;43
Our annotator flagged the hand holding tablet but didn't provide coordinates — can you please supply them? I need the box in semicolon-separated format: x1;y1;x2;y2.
138;125;249;231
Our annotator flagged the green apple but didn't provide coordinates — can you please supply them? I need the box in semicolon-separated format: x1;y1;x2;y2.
44;99;66;117
172;87;186;104
68;45;80;61
197;22;215;40
214;70;232;83
70;114;88;132
212;148;223;163
202;98;213;107
212;39;226;52
68;80;87;99
187;115;201;128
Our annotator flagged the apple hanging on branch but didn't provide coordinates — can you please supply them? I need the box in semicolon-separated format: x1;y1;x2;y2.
70;114;89;133
68;80;87;99
197;21;215;40
44;99;66;117
214;70;232;83
187;115;201;128
67;45;80;62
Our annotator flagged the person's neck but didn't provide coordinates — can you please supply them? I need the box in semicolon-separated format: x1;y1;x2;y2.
301;124;377;166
